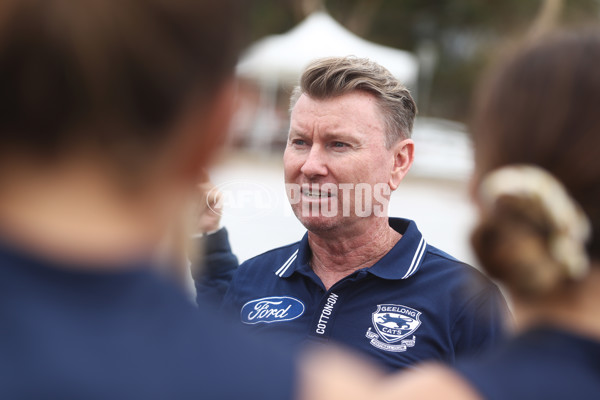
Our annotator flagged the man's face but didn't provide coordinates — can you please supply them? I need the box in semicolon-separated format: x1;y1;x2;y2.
284;91;402;234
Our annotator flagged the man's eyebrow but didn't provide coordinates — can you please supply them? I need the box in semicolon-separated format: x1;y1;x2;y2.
288;129;308;138
321;131;361;143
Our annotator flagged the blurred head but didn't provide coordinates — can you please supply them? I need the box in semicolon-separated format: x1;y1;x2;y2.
0;0;243;187
470;30;600;297
290;56;417;147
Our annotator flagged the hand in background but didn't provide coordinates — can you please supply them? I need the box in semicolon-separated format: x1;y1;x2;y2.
195;179;223;234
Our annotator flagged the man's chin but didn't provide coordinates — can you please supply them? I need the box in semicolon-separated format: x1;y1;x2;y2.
295;214;341;234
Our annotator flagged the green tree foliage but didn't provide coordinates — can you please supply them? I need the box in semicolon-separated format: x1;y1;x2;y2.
246;0;600;122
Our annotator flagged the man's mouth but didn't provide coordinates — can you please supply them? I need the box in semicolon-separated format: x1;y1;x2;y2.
302;188;333;198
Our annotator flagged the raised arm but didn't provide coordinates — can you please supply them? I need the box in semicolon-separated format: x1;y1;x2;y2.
191;181;239;306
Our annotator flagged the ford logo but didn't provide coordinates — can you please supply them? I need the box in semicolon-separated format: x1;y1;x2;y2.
241;296;305;325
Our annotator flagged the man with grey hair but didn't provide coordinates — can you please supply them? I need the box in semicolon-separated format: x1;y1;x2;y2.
197;56;509;370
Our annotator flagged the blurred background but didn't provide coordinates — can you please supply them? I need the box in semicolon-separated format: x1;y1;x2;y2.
209;0;600;264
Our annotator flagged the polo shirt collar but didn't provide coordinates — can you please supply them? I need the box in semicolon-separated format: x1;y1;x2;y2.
274;218;427;281
366;218;427;280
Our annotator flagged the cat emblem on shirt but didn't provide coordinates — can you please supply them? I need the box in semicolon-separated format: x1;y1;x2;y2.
365;304;421;352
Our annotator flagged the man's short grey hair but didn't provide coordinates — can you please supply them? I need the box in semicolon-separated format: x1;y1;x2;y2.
290;56;417;147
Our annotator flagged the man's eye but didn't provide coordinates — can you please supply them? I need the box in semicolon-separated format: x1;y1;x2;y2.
332;142;347;148
292;139;306;146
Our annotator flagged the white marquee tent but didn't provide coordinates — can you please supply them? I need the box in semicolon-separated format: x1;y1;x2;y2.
233;12;420;149
237;11;419;86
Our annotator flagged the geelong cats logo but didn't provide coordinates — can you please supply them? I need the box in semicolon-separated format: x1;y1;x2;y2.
365;304;421;352
241;296;305;324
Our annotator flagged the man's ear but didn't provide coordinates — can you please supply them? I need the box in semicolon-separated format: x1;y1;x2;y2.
173;79;237;181
388;138;414;191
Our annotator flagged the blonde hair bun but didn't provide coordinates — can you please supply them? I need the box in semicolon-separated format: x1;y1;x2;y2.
473;165;590;297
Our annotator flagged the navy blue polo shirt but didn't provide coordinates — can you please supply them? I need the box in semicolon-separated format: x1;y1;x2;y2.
0;237;297;399
222;218;510;370
455;326;600;399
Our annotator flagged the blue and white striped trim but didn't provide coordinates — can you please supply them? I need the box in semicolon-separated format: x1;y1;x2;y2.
275;249;299;277
401;237;427;279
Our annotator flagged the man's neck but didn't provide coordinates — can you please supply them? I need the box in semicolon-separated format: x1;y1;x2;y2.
308;218;401;290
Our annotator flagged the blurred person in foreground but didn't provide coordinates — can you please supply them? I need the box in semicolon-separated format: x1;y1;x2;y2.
365;29;600;399
0;0;350;398
195;56;510;370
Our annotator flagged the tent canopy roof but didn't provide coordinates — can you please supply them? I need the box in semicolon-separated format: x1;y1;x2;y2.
237;12;419;87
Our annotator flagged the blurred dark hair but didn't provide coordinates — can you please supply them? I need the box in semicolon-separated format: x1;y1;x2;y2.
471;30;600;295
0;0;244;169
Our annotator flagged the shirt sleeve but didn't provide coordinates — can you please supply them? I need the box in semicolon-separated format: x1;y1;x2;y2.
193;227;239;307
451;281;512;359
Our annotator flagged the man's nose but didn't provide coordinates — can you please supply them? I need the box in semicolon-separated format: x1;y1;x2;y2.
300;146;328;178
